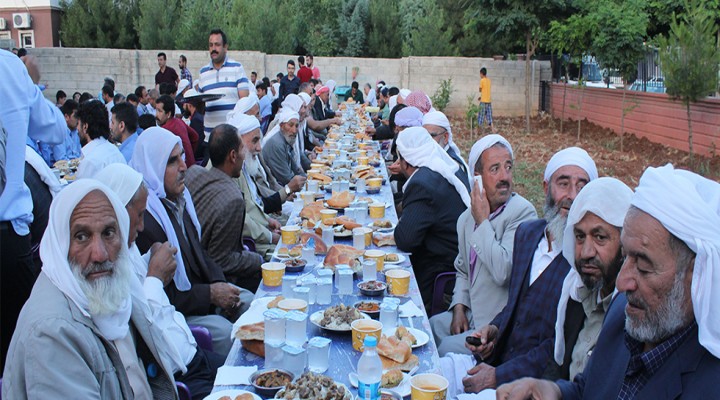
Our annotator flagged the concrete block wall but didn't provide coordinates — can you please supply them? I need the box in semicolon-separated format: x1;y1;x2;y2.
30;47;550;117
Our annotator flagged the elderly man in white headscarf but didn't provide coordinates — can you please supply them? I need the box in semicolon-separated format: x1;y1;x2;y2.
131;127;250;357
498;164;720;399
3;180;177;399
430;134;537;356
97;163;225;399
542;177;632;382
393;126;470;311
440;147;598;396
423;110;471;188
261;107;307;186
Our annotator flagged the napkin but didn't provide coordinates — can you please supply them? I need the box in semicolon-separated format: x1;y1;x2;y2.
458;390;496;400
399;300;424;318
230;296;275;339
214;365;258;386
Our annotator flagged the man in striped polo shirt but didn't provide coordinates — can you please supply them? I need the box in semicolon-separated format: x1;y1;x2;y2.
197;29;250;149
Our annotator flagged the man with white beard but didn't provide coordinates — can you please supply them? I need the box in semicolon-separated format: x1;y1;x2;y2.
498;165;720;399
2;180;177;399
440;147;597;396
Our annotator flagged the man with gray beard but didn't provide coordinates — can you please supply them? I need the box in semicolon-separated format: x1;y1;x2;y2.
2;180;177;399
442;147;598;396
498;164;720;399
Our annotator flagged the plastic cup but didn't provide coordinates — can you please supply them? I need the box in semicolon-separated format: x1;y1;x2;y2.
307;180;320;193
282;344;307;377
353;228;367;250
284;310;308;347
264;308;287;345
364;249;386;272
281;226;301;245
321;225;334;247
300;191;315;205
338;269;354;295
368;203;385;219
264;341;284;369
366;178;382;194
358;156;369;166
282;275;297;298
362;260;377;282
351;319;383;352
379;302;398;332
317;278;333;305
292;286;310;304
386;269;411;296
261;262;286;287
307;337;331;373
320;209;338;224
410;374;448;400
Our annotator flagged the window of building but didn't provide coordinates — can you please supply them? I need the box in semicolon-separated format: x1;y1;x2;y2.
19;30;34;48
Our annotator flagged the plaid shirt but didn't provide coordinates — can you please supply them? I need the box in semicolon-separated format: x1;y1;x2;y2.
180;67;192;85
618;321;697;399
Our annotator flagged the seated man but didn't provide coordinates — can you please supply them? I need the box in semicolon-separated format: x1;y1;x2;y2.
442;147;598;395
545;177;631;381
423;110;471;190
3;180;176;398
38;99;82;166
393;127;470;311
430;135;537;356
261;109;306;186
132;127;252;357
75;100;126;178
498;165;720;399
312;85;336;121
186;124;264;292
110;102;139;162
98;163;224;399
155;94;198;166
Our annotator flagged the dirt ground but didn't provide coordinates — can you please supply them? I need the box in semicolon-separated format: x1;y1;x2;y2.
449;114;720;212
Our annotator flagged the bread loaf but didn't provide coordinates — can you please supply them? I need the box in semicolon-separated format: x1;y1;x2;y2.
323;244;365;270
241;340;265;358
301;232;328;255
373;233;396;247
326;191;355;209
235;321;264;341
379;354;419;372
377;335;412;363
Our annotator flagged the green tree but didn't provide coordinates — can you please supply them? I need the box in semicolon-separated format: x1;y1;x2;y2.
399;0;456;56
226;0;295;54
367;0;402;58
467;0;573;133
60;0;139;48
136;0;182;49
337;0;369;57
174;0;231;50
657;1;720;159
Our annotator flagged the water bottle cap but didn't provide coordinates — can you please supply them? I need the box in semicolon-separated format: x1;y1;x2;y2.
363;335;377;347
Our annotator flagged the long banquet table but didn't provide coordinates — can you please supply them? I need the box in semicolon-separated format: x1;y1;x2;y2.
211;108;441;398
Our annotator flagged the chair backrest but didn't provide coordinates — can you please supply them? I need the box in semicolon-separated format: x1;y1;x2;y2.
430;272;457;317
176;381;191;400
189;325;213;352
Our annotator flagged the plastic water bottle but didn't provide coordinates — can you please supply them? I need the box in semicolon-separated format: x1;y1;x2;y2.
357;336;382;400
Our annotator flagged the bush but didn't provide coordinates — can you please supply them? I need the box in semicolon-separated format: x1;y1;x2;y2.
465;94;480;130
431;78;454;112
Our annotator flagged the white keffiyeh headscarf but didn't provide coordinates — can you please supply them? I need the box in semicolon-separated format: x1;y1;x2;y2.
395;107;423;128
554;177;633;364
631;164;720;358
226;96;259;121
423;110;471;181
40;179;132;340
467;134;514;176
228;112;261;135
129;127;199;291
396;127;470;208
544;147;598;182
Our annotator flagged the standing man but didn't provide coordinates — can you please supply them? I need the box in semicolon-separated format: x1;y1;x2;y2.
430;135;536;355
110;102;140;162
181;89;207;162
156;52;179;89
498;165;720;399
307;54;320;79
478;67;496;133
279;59;301;101
0;52;67;371
297;55;312;83
393;127;470;311
197;29;250;148
179;54;192;86
102;84;114;123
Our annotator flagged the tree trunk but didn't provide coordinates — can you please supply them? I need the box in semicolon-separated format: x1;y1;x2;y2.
620;87;626;152
577;84;584;141
561;81;567;134
525;32;532;134
686;102;694;161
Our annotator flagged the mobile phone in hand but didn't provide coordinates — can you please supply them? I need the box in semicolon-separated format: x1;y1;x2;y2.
466;336;483;346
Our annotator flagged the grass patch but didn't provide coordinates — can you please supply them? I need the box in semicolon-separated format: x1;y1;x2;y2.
513;160;546;216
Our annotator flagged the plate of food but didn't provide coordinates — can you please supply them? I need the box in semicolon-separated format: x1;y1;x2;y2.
367;220;396;233
283;258;307;273
358;280;387;297
348;370;410;398
203;389;261;400
274;371;352;400
386;326;429;349
383;253;406;265
250;369;294;398
353;300;381;319
333;225;354;238
275;246;301;260
310;304;369;332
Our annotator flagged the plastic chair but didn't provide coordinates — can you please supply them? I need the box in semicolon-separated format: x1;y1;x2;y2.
430;272;457;317
176;381;191;400
189;325;213;352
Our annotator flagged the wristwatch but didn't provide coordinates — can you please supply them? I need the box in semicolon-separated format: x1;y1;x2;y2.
284;185;292;196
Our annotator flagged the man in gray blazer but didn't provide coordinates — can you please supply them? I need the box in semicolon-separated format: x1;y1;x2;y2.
3;180;177;399
430;135;536;355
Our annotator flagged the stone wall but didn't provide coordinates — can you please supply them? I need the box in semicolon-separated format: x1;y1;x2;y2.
31;47;550;116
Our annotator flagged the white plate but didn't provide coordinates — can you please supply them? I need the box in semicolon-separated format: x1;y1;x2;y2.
275;382;352;400
385;327;429;348
310;310;371;332
348;371;411;398
367;221;396;233
204;389;261;400
382;254;406;265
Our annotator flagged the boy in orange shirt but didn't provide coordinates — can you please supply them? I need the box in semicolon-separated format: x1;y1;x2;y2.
478;68;496;133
